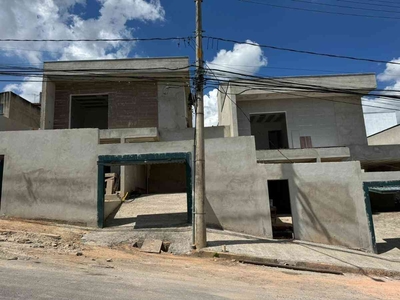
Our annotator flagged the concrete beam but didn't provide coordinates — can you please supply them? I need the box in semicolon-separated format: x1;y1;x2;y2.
256;147;350;163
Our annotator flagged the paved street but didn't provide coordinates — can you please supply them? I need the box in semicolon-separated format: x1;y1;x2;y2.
1;253;399;300
0;218;399;300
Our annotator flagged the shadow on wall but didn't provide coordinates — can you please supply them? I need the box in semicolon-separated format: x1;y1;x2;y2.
205;196;223;230
286;164;366;250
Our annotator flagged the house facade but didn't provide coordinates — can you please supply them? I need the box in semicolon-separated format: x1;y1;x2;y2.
1;59;397;253
0;91;40;131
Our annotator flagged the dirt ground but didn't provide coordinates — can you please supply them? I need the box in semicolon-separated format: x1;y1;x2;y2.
106;193;188;228
1;218;400;300
373;212;400;257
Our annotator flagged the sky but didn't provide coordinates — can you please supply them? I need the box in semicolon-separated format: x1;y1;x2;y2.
1;0;400;133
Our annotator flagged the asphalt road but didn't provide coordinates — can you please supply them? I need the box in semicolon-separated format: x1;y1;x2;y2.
0;258;399;300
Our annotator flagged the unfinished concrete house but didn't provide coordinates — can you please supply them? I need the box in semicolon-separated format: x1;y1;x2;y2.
0;91;40;131
0;58;398;254
217;73;400;253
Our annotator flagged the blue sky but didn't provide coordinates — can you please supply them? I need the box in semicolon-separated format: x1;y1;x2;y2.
1;0;399;131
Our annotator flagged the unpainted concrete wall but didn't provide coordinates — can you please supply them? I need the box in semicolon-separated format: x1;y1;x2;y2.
237;98;340;148
159;126;227;142
121;165;146;195
0;128;375;250
259;161;374;252
157;83;187;130
362;171;400;182
0;92;40;130
368;125;400;146
98;136;273;237
349;144;400;164
0;116;33;131
236;96;368;148
0;129;98;226
217;85;238;137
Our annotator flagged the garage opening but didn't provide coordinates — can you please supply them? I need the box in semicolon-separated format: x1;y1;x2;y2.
70;95;108;129
250;112;289;150
268;180;294;239
0;156;3;208
365;182;400;256
98;153;192;229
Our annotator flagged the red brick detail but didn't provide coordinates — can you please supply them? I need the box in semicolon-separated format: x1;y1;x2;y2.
53;81;158;129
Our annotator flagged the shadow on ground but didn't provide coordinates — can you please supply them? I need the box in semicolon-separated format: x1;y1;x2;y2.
377;238;400;254
106;212;188;229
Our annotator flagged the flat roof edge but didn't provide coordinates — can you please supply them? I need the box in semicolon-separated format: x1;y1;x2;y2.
44;56;189;64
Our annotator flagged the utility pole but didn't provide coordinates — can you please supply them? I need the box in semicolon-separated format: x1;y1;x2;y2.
194;0;207;249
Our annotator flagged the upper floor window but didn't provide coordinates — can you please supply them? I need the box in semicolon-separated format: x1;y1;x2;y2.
70;95;108;129
250;112;289;150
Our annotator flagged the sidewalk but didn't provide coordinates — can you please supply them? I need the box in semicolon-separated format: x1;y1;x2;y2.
200;229;400;277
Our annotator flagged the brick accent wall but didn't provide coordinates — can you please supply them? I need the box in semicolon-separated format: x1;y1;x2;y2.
53;81;158;129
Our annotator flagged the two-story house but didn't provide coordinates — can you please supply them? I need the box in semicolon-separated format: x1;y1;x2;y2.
1;58;395;253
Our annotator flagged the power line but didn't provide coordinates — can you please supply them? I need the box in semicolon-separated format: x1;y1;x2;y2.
288;0;400;15
207;62;359;75
204;36;400;66
236;0;400;20
334;0;400;10
201;67;400;97
363;0;400;6
210;84;295;163
0;36;190;42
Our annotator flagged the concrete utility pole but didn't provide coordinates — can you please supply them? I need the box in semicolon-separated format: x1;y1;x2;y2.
194;0;207;249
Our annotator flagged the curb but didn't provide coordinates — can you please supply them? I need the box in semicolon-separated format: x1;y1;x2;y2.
195;250;400;278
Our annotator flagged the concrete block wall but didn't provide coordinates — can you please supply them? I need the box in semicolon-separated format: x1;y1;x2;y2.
53;81;158;129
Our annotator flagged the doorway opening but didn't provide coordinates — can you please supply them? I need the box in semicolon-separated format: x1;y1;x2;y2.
0;156;3;209
250;112;289;150
97;153;192;229
268;179;294;239
70;95;108;129
364;181;400;255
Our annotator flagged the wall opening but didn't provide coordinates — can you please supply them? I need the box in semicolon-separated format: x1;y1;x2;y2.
70;95;108;129
250;112;289;150
364;181;400;255
0;156;3;209
268;180;294;239
97;153;192;229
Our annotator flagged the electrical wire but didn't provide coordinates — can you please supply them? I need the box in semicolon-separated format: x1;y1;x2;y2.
204;36;400;66
0;37;190;42
288;0;400;15
236;0;400;20
334;0;400;10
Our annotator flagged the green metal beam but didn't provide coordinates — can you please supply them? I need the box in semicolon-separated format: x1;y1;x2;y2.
363;180;400;254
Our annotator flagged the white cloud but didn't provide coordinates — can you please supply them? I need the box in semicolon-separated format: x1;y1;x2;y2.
207;40;267;78
377;58;400;83
204;89;219;127
362;58;400;134
0;0;165;101
204;40;267;126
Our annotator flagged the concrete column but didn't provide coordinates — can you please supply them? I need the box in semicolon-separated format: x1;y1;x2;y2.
40;78;55;129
